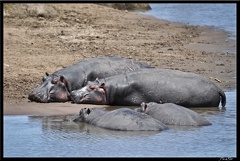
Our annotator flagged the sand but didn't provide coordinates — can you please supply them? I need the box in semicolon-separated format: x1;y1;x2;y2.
3;4;236;115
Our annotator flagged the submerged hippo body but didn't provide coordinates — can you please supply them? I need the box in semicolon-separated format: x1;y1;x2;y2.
71;68;226;107
28;57;150;103
73;107;167;131
135;102;212;126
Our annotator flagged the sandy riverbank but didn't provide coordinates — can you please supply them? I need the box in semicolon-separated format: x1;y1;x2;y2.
3;4;236;115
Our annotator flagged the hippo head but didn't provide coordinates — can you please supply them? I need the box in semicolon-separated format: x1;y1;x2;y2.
73;108;91;122
70;78;107;104
73;107;106;122
28;73;70;103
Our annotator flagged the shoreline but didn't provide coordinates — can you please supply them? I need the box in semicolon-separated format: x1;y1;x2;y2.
3;89;235;116
3;4;236;115
138;4;237;43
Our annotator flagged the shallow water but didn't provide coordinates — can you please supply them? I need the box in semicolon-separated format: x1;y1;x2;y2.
3;90;236;157
141;3;236;39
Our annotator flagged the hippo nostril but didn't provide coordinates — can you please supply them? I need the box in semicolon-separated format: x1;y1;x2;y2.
83;93;88;98
28;91;49;103
79;93;89;103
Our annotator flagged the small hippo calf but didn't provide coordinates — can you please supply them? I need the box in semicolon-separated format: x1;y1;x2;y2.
135;102;212;126
73;107;168;131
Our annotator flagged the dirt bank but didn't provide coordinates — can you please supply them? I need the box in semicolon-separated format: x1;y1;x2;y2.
3;4;236;115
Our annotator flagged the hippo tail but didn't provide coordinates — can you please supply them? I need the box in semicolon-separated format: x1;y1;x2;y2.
219;90;226;107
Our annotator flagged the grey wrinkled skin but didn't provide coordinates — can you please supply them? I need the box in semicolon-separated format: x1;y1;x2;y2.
28;75;71;103
70;68;226;108
73;107;168;131
135;102;212;126
28;57;150;103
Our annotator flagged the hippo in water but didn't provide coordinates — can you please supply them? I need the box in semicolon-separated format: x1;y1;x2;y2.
70;68;226;108
72;107;168;131
135;102;212;126
28;57;150;103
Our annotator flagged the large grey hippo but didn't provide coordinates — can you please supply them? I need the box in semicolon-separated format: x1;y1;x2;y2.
135;102;212;126
72;107;168;131
28;57;150;103
70;68;226;107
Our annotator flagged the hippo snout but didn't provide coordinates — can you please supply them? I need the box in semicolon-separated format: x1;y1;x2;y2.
70;91;81;103
70;90;89;104
28;90;48;103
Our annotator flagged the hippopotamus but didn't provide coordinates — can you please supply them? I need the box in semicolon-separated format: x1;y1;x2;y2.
28;57;150;103
135;102;212;126
72;107;168;131
70;68;226;107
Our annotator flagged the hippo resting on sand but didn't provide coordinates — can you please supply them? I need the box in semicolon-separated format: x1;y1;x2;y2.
72;107;168;131
28;57;150;103
135;102;212;126
70;68;226;108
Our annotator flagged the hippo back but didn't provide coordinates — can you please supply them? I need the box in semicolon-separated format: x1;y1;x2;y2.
50;57;150;90
104;68;225;107
144;102;212;126
96;108;167;131
75;107;167;131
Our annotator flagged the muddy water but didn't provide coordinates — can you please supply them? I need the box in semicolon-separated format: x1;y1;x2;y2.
3;91;236;157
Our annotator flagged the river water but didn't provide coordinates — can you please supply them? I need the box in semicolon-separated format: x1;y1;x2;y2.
141;3;236;39
3;4;237;158
3;90;236;157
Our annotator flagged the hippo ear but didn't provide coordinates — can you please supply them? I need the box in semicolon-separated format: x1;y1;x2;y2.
42;72;49;82
86;108;91;114
60;75;68;85
59;75;70;91
79;109;84;115
42;76;47;82
140;102;147;111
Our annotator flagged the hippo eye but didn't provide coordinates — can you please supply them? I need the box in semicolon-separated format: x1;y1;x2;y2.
42;77;46;82
89;85;95;90
79;109;83;115
51;79;58;84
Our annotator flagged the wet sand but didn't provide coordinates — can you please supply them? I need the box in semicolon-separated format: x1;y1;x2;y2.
3;4;236;115
4;102;110;115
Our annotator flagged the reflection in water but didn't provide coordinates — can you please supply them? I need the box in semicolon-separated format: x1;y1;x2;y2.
4;91;236;157
29;104;220;136
29;115;161;138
